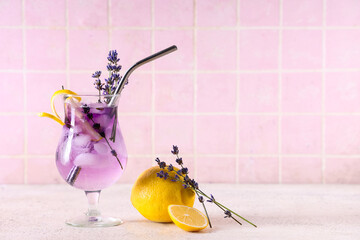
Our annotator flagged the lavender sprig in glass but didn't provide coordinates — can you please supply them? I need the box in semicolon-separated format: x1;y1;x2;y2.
155;145;257;228
91;50;123;142
92;71;103;102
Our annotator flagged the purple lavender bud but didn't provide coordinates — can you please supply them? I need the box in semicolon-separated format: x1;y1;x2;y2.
176;157;183;165
111;150;117;157
159;161;166;169
167;164;174;172
107;64;114;71
207;194;216;203
183;175;190;183
224;210;232;218
87;113;93;119
92;71;101;78
82;105;90;114
171;145;179;155
181;167;188;175
113;65;122;72
112;73;120;81
94;79;103;91
156;170;164;178
107;50;120;64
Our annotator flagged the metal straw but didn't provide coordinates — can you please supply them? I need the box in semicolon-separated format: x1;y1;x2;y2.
108;45;178;106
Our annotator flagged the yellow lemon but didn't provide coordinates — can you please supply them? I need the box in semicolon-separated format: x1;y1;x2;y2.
168;205;208;232
131;166;195;222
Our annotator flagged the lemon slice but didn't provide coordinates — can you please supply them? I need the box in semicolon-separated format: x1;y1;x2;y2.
168;205;208;232
51;89;80;119
38;112;65;126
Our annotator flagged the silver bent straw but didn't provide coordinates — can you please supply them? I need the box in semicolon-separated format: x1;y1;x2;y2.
108;45;178;106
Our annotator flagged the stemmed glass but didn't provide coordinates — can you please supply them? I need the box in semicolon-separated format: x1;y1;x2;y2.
55;94;127;227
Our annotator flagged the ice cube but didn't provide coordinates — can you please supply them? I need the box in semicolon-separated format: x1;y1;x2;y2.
90;103;107;114
72;125;83;134
94;142;109;154
105;128;113;138
74;153;111;168
72;134;91;148
95;114;111;128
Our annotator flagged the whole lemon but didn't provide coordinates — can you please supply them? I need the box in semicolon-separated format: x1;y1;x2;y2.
131;166;195;222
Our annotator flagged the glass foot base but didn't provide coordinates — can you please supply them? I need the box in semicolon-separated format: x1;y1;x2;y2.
66;215;123;228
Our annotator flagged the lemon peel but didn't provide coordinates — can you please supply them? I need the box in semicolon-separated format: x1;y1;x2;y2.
38;89;80;126
38;112;65;126
51;89;80;119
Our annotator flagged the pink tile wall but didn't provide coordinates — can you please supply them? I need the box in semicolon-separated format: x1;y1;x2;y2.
1;0;360;184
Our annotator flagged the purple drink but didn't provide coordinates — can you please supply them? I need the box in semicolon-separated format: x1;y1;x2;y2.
56;99;127;191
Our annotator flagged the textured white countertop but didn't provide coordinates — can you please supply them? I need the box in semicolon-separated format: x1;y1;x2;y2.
0;184;359;240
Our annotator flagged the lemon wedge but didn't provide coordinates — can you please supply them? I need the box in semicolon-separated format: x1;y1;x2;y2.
168;205;208;232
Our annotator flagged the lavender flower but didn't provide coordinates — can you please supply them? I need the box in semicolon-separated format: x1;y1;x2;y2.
155;158;166;169
181;167;188;175
207;194;215;203
154;146;258;229
224;210;232;218
107;64;122;72
176;157;183;165
171;145;179;155
94;79;103;90
81;105;90;114
92;71;101;78
92;50;123;97
107;50;120;64
156;170;164;178
167;164;174;172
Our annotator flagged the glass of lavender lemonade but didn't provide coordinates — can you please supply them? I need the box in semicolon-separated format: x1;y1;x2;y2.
56;94;127;227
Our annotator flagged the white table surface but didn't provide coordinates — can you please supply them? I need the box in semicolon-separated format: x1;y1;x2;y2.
0;184;359;240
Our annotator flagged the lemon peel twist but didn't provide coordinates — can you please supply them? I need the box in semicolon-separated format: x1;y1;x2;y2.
38;89;80;126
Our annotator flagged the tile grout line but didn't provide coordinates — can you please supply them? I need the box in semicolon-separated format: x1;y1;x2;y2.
278;0;284;184
235;0;240;184
7;111;360;116
151;0;155;166
193;0;198;179
2;25;360;30
1;68;360;74
108;0;112;49
22;0;28;184
65;0;70;88
322;0;327;184
3;154;360;158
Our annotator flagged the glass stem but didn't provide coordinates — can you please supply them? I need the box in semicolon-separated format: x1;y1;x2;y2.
85;190;101;221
